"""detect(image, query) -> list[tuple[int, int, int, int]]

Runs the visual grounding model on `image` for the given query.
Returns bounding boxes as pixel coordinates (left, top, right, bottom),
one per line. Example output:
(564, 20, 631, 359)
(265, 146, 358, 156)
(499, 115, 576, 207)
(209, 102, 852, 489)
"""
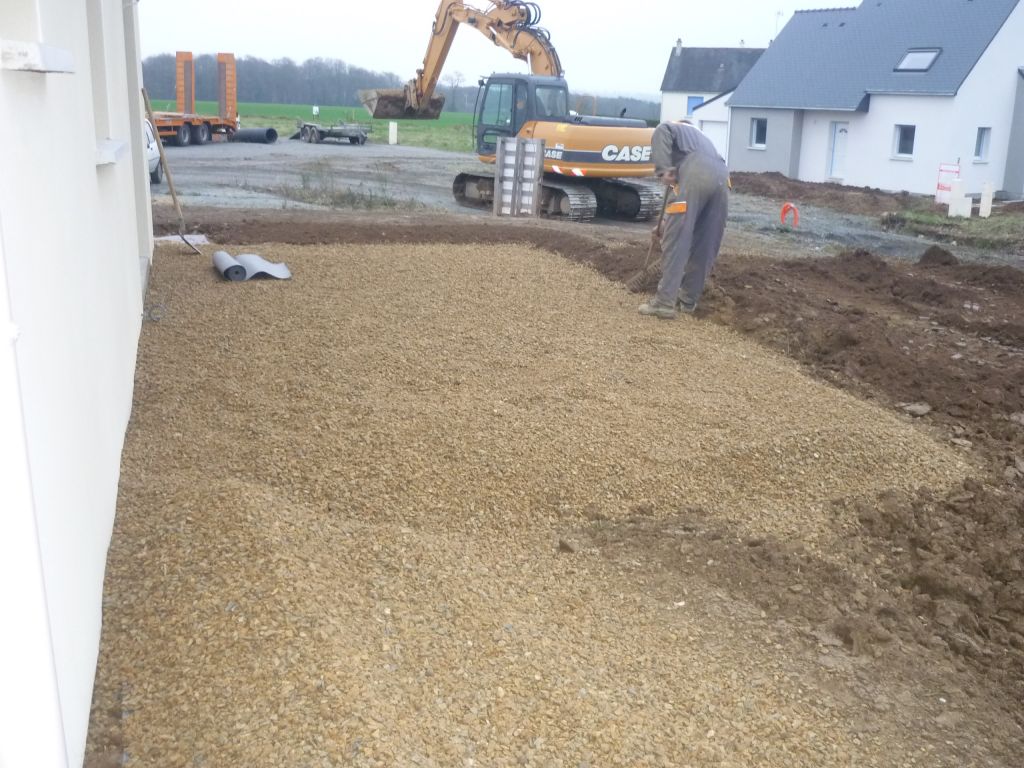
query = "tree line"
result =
(142, 54, 658, 121)
(142, 54, 403, 107)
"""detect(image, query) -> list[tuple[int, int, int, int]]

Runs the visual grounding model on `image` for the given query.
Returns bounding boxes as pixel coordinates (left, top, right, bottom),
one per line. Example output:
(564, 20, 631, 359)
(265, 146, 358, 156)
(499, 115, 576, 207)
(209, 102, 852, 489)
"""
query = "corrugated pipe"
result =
(229, 127, 278, 144)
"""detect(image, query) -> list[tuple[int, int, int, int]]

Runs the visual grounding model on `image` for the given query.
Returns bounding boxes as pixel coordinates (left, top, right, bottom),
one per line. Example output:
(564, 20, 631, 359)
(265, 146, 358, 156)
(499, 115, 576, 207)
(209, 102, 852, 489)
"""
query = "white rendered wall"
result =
(797, 110, 868, 184)
(948, 1, 1024, 194)
(661, 90, 717, 122)
(0, 0, 150, 765)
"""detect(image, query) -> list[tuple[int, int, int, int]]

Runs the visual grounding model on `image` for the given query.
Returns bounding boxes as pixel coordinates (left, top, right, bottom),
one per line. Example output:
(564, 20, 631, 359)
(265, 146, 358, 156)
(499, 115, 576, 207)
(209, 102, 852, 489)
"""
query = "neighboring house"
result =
(727, 0, 1024, 198)
(0, 1, 151, 766)
(659, 40, 764, 125)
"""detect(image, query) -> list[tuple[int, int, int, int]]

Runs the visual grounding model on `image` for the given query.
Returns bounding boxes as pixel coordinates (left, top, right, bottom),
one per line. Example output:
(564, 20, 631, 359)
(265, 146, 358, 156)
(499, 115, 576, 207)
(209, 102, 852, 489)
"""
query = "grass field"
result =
(150, 99, 477, 153)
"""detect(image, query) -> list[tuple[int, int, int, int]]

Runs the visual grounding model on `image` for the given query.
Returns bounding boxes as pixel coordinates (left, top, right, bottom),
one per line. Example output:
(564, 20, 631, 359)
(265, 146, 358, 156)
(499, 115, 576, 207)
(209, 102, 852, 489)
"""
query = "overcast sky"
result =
(139, 1, 834, 98)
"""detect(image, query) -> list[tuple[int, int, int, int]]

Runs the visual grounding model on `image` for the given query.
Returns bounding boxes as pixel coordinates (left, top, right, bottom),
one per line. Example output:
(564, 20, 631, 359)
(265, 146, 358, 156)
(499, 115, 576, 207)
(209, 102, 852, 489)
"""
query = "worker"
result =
(638, 120, 729, 319)
(312, 104, 320, 119)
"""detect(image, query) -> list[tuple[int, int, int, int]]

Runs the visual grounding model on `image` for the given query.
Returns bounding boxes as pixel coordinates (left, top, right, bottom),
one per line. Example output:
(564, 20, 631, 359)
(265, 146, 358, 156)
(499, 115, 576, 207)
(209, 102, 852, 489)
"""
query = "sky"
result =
(138, 1, 839, 98)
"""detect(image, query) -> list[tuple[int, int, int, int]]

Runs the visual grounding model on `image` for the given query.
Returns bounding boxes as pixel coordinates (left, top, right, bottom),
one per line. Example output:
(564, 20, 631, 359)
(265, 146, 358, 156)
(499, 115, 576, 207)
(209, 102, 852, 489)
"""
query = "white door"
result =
(699, 120, 729, 161)
(828, 121, 849, 179)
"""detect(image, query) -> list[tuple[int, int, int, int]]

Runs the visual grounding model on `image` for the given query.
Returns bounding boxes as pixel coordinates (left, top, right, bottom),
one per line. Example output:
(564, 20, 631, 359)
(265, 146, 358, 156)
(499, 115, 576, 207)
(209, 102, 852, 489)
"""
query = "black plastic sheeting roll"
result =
(229, 127, 278, 144)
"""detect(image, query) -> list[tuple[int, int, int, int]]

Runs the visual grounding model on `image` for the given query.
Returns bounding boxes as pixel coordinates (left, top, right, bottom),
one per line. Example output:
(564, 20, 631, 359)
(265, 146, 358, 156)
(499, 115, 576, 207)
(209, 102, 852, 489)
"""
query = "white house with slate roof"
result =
(660, 41, 764, 122)
(727, 0, 1024, 198)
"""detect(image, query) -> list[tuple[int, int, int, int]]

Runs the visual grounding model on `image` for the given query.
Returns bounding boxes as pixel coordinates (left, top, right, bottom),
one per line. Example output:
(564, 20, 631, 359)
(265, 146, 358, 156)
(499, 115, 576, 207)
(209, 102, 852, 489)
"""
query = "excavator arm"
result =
(360, 0, 562, 119)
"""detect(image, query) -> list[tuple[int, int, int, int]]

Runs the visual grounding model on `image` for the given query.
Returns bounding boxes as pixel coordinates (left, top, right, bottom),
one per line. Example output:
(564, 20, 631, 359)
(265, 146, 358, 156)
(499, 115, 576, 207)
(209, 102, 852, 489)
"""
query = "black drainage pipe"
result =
(229, 127, 278, 144)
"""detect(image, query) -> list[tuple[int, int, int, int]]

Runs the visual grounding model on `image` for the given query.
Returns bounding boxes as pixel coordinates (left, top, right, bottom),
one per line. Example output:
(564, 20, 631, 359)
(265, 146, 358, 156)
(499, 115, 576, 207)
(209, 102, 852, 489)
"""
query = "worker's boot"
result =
(677, 299, 697, 315)
(638, 298, 678, 320)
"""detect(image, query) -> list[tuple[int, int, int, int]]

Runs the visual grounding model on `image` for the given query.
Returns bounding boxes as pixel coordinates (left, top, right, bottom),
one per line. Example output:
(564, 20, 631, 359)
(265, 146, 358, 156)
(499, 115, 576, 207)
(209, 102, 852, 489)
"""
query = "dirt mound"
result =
(919, 245, 959, 267)
(729, 171, 934, 216)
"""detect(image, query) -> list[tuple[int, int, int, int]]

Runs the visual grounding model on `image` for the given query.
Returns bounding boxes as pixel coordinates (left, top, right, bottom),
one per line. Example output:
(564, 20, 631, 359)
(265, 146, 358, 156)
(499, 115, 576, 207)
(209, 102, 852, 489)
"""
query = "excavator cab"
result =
(473, 74, 568, 157)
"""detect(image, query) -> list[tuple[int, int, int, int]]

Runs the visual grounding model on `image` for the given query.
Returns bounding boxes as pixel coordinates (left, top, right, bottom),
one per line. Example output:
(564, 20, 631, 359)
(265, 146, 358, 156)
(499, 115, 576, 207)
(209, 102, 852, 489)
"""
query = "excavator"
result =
(359, 0, 661, 222)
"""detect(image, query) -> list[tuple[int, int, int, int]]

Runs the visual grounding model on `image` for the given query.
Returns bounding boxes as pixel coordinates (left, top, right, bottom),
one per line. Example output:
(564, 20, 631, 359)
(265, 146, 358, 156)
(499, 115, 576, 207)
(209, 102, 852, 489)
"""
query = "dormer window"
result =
(895, 49, 940, 72)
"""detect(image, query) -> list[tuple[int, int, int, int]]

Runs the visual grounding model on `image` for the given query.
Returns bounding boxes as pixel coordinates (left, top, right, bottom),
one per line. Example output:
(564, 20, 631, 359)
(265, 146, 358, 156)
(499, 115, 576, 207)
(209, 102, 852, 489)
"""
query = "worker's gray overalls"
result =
(652, 122, 729, 310)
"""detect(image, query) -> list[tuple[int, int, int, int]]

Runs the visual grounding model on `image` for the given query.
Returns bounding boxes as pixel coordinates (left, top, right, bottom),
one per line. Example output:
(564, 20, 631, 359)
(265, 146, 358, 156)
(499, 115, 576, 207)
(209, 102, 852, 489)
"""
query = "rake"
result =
(625, 185, 672, 292)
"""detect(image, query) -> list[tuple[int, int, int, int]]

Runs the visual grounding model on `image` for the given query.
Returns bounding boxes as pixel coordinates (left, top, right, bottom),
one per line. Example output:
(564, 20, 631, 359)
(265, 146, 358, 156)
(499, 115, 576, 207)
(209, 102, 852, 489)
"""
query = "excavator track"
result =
(540, 177, 598, 222)
(589, 178, 665, 221)
(453, 171, 598, 222)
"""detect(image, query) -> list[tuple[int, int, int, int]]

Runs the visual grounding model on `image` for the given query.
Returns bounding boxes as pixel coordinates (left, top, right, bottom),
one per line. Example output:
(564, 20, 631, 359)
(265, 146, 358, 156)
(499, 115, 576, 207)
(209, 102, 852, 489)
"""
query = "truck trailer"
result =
(153, 51, 239, 146)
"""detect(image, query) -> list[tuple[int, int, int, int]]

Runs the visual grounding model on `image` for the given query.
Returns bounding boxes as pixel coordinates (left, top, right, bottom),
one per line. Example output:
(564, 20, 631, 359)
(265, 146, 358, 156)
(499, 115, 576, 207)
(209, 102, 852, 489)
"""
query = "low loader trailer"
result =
(153, 52, 239, 146)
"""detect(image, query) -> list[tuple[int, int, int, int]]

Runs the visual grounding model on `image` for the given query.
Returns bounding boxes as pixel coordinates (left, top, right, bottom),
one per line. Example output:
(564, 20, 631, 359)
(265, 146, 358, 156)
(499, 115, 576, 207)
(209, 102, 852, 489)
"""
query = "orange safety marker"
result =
(781, 202, 800, 227)
(666, 201, 688, 214)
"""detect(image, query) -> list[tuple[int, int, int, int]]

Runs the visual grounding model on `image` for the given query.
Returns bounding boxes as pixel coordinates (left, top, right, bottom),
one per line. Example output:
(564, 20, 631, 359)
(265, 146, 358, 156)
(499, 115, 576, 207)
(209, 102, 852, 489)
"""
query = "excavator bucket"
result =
(358, 88, 446, 120)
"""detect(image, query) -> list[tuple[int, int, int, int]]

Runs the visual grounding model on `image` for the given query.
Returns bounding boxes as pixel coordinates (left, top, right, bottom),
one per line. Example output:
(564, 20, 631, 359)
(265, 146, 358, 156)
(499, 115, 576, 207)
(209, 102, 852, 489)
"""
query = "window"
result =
(480, 82, 513, 126)
(893, 124, 916, 158)
(895, 49, 940, 72)
(750, 117, 767, 148)
(687, 95, 705, 115)
(974, 127, 991, 162)
(534, 86, 567, 119)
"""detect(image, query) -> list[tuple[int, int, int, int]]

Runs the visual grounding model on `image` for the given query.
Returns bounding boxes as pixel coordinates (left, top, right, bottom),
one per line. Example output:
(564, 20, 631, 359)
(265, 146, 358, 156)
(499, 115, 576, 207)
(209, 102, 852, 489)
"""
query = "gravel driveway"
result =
(86, 241, 1023, 767)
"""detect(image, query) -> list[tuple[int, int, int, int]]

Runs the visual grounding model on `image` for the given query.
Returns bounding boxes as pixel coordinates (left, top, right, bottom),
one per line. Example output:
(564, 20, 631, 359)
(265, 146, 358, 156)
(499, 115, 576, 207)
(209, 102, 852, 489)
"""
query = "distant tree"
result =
(141, 53, 176, 100)
(141, 54, 402, 107)
(441, 71, 465, 108)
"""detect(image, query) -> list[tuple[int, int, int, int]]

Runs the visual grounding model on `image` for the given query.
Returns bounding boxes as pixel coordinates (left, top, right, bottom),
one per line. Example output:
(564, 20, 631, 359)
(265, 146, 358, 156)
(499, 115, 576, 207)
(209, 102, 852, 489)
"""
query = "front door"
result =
(476, 79, 527, 157)
(828, 121, 849, 180)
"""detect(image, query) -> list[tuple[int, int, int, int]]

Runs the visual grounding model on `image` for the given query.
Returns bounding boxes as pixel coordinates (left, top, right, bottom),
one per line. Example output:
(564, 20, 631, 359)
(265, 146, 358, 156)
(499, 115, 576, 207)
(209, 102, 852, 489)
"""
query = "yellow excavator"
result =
(359, 0, 660, 221)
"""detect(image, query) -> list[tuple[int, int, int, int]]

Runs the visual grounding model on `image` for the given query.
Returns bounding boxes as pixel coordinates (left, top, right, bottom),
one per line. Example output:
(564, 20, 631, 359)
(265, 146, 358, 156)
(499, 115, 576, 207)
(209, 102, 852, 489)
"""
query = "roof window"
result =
(895, 49, 940, 72)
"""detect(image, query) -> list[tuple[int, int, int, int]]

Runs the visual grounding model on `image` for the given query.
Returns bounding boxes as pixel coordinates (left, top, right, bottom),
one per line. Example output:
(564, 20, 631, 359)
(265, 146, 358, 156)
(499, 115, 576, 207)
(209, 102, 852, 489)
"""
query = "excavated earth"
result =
(86, 208, 1024, 766)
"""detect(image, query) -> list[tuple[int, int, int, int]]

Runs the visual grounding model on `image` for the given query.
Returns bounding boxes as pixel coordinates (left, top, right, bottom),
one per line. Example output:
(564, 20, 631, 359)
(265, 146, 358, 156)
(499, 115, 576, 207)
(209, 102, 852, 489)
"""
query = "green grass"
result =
(150, 99, 476, 152)
(881, 208, 1024, 253)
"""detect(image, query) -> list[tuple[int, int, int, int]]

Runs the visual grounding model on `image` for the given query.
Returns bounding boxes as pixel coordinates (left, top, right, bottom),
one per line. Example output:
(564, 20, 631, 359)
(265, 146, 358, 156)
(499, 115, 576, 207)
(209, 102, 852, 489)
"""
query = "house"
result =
(0, 1, 151, 766)
(660, 41, 765, 122)
(727, 0, 1024, 198)
(660, 42, 764, 161)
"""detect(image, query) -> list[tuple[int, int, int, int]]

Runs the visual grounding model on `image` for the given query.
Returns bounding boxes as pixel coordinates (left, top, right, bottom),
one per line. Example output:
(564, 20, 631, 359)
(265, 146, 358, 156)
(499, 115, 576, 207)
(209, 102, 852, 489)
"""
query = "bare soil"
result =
(94, 206, 1024, 765)
(729, 172, 939, 217)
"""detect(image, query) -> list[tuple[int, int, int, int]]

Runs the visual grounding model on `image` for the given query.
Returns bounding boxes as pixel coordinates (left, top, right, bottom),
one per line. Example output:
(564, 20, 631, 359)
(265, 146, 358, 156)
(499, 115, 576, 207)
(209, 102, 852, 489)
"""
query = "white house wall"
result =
(661, 90, 717, 122)
(0, 0, 150, 765)
(953, 0, 1024, 195)
(797, 87, 1016, 196)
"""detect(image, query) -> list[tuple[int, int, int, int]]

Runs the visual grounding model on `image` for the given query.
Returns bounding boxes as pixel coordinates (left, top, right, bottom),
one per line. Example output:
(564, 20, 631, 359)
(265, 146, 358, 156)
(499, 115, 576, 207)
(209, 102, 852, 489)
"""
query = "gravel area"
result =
(88, 241, 1010, 766)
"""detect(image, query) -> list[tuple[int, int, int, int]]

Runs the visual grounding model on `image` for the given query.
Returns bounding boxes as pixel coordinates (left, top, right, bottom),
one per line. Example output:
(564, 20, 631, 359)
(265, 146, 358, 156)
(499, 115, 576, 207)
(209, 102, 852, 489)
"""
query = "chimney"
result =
(674, 38, 683, 56)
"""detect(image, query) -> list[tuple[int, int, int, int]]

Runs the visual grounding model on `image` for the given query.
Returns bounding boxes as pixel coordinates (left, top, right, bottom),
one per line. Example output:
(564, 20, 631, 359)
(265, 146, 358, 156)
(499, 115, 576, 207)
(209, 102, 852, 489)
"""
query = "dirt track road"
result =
(159, 139, 1011, 264)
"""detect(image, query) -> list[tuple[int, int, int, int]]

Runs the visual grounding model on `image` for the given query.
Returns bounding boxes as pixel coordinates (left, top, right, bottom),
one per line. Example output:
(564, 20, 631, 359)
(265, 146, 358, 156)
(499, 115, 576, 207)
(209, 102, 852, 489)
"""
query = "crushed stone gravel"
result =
(87, 242, 978, 766)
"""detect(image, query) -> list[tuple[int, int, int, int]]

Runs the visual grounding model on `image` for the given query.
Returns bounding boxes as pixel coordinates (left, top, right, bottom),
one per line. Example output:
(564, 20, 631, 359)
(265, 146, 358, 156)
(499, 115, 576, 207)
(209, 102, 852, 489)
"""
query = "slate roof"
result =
(660, 47, 765, 94)
(729, 0, 1021, 111)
